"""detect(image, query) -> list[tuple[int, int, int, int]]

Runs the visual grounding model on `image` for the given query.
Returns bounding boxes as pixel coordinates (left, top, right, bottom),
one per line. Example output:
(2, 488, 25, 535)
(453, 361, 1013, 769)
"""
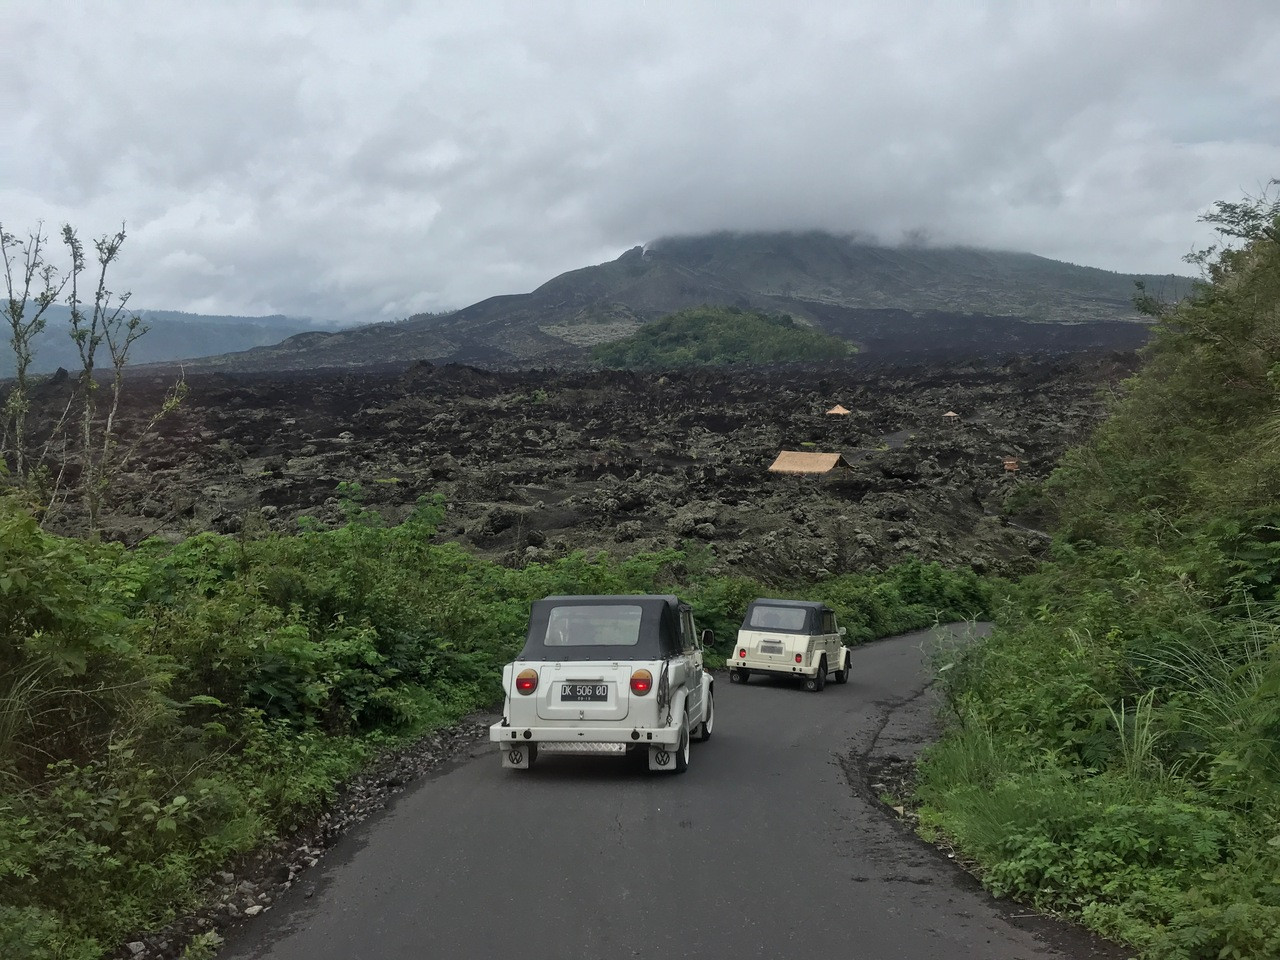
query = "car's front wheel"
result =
(835, 654, 850, 684)
(694, 691, 714, 742)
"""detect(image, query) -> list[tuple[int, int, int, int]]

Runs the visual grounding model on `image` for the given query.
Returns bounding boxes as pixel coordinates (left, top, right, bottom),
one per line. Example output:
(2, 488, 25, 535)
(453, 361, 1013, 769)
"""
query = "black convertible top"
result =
(747, 598, 831, 611)
(518, 595, 686, 661)
(741, 598, 833, 634)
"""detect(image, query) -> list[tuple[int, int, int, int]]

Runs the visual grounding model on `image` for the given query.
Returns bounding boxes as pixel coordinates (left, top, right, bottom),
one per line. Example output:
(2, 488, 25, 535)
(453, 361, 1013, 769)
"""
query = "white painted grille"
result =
(539, 741, 628, 754)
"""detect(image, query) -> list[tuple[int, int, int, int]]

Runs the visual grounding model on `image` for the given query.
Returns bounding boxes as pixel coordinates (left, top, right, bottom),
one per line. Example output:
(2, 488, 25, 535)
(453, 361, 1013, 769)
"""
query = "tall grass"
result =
(0, 660, 53, 784)
(1103, 690, 1169, 795)
(1131, 610, 1280, 797)
(919, 600, 1280, 958)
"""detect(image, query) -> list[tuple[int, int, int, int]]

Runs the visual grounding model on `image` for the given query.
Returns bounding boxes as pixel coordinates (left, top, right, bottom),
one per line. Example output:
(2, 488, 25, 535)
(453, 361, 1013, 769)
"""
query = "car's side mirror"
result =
(701, 628, 714, 647)
(838, 626, 847, 637)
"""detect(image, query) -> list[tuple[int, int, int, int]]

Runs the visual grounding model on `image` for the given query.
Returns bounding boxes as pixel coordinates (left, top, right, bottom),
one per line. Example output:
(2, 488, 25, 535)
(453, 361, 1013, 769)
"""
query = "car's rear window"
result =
(544, 604, 644, 646)
(748, 606, 809, 631)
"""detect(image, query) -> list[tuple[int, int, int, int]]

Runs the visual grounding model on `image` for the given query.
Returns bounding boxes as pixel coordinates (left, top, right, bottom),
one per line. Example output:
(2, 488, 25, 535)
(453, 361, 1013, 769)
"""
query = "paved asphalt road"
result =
(221, 625, 1123, 960)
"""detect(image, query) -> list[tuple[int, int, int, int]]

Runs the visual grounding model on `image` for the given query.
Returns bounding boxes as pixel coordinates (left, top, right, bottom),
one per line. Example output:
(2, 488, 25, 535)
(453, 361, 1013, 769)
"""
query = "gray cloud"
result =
(2, 0, 1277, 323)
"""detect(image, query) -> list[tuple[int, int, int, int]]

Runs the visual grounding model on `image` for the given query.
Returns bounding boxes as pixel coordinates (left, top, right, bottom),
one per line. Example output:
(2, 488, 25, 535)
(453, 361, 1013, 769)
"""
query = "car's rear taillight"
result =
(515, 668, 538, 694)
(738, 648, 746, 658)
(794, 653, 803, 663)
(630, 669, 653, 695)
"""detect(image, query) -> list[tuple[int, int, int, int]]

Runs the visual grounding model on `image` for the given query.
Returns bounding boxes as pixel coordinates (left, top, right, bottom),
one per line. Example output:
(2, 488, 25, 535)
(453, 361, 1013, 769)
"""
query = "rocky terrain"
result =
(61, 352, 1136, 580)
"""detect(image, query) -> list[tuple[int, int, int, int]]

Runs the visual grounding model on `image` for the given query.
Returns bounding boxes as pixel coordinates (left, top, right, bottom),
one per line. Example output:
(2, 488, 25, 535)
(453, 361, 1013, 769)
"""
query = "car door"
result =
(679, 606, 703, 726)
(821, 609, 838, 668)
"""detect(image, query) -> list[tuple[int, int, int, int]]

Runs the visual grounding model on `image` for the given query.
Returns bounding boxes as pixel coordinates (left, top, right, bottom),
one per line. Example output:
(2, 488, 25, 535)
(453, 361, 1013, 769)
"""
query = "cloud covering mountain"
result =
(3, 2, 1276, 323)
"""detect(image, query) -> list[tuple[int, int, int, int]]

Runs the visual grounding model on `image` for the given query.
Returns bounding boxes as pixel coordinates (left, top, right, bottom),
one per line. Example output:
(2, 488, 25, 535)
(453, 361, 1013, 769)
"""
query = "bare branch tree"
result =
(62, 223, 146, 532)
(1, 223, 69, 482)
(3, 219, 183, 532)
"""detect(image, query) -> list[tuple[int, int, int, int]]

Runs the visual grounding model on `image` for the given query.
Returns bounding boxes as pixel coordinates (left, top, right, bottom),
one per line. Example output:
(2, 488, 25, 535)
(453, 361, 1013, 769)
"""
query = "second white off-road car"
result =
(728, 598, 851, 692)
(490, 594, 714, 773)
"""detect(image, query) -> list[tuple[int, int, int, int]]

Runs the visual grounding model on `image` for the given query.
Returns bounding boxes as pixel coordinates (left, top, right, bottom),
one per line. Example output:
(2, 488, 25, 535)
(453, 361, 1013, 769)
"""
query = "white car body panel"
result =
(733, 627, 848, 678)
(488, 595, 714, 773)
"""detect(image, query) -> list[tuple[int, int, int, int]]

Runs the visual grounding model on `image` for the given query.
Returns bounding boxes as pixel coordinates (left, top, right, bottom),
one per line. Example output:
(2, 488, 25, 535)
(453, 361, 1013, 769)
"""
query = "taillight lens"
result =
(630, 669, 653, 695)
(738, 648, 746, 658)
(794, 654, 803, 663)
(515, 668, 538, 694)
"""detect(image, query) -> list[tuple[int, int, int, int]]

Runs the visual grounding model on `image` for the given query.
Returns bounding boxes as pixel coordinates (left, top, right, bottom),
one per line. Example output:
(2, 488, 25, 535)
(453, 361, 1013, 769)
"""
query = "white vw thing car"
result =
(728, 598, 850, 692)
(490, 595, 714, 773)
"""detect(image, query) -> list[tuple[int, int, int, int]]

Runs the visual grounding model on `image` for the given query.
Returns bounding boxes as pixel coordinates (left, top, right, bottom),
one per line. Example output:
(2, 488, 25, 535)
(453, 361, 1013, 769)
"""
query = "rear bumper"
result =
(730, 658, 817, 678)
(489, 722, 680, 749)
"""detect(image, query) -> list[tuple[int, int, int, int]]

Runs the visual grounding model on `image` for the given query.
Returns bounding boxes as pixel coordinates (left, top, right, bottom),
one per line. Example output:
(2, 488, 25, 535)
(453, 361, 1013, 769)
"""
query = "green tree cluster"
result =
(591, 305, 854, 369)
(918, 184, 1280, 959)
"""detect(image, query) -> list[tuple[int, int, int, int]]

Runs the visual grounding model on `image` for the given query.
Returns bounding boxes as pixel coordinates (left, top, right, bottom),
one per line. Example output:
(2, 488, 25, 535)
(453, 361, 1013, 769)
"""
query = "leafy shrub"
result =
(592, 305, 854, 368)
(918, 186, 1280, 958)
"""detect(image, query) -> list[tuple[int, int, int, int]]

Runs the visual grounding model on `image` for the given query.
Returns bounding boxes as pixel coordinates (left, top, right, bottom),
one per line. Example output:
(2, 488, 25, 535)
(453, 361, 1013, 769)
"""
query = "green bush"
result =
(592, 305, 854, 368)
(918, 186, 1280, 958)
(815, 559, 992, 643)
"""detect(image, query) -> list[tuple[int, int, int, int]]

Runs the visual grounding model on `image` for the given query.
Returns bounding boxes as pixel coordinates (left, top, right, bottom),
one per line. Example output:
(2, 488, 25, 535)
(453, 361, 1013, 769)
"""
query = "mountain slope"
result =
(2, 306, 335, 376)
(170, 232, 1193, 371)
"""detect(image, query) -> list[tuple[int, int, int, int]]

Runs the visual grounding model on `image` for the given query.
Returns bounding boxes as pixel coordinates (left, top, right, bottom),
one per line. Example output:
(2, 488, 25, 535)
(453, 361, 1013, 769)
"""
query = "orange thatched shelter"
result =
(943, 410, 960, 421)
(1003, 458, 1021, 472)
(825, 404, 851, 416)
(767, 451, 853, 475)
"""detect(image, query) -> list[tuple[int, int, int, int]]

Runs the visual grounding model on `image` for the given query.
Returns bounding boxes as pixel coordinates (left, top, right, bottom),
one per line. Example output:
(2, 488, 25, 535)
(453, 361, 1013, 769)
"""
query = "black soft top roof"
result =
(518, 595, 685, 661)
(741, 598, 833, 633)
(748, 598, 832, 611)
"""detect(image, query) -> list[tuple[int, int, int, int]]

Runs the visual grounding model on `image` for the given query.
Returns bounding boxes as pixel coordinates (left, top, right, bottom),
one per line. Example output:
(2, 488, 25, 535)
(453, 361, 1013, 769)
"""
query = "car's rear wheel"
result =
(674, 718, 690, 773)
(694, 691, 714, 742)
(805, 661, 827, 693)
(737, 668, 751, 684)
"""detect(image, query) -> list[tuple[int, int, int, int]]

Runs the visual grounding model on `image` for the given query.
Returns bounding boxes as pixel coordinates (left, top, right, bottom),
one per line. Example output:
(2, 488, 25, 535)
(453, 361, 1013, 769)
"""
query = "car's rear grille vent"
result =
(539, 742, 627, 754)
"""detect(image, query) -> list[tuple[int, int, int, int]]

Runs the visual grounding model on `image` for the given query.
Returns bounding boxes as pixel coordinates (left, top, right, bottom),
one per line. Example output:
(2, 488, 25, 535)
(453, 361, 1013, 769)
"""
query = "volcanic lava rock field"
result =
(92, 354, 1134, 580)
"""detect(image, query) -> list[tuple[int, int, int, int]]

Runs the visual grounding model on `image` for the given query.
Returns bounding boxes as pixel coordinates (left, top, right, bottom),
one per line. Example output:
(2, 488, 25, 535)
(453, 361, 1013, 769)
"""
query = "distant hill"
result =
(1, 306, 337, 377)
(156, 232, 1196, 372)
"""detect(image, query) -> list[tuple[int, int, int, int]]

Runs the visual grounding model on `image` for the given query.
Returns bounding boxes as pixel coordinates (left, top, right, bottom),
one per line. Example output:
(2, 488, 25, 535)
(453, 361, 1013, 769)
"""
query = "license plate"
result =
(760, 643, 784, 655)
(561, 683, 608, 702)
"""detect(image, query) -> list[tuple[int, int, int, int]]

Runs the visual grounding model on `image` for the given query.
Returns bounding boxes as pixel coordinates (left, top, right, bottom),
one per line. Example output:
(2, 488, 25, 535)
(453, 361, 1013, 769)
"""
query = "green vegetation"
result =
(0, 483, 985, 959)
(591, 305, 853, 368)
(918, 184, 1280, 959)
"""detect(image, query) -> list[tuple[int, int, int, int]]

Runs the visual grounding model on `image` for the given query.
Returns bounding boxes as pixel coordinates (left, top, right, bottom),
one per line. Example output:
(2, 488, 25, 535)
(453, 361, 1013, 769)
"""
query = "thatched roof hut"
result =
(767, 451, 853, 475)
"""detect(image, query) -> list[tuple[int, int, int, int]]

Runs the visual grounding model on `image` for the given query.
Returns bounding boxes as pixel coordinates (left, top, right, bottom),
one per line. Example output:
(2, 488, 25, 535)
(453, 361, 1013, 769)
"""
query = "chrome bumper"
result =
(489, 721, 680, 748)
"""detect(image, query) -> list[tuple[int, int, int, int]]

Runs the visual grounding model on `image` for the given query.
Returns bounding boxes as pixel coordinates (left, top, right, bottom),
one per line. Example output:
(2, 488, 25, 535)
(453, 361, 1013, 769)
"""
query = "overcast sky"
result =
(2, 1, 1277, 324)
